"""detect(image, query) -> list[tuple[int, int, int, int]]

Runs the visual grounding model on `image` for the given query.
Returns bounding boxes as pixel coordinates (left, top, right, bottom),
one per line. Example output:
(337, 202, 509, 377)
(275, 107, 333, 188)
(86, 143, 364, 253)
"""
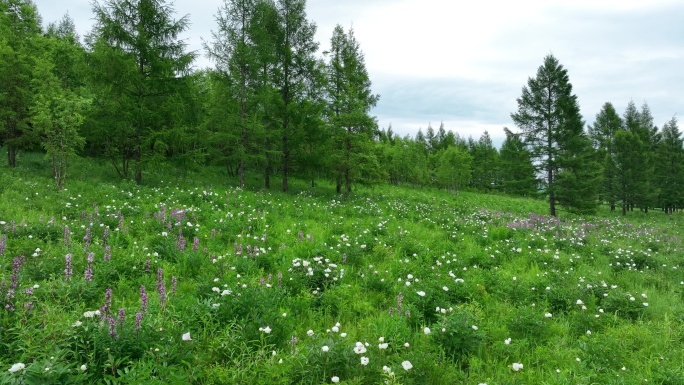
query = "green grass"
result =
(1, 151, 683, 384)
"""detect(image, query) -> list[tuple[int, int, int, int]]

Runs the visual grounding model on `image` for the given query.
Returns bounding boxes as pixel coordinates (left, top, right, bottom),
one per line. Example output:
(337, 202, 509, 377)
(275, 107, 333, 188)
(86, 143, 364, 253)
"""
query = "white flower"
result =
(471, 325, 478, 330)
(586, 330, 592, 335)
(544, 313, 553, 318)
(322, 346, 329, 352)
(378, 343, 388, 349)
(331, 376, 340, 383)
(353, 342, 367, 354)
(182, 332, 192, 341)
(307, 330, 314, 337)
(260, 326, 271, 334)
(80, 364, 87, 371)
(416, 291, 426, 297)
(401, 360, 413, 370)
(340, 332, 347, 337)
(72, 320, 83, 327)
(8, 363, 25, 373)
(504, 338, 512, 345)
(282, 312, 287, 317)
(360, 356, 369, 366)
(443, 286, 449, 291)
(331, 326, 339, 333)
(404, 342, 410, 347)
(83, 310, 100, 318)
(423, 327, 431, 335)
(512, 362, 524, 371)
(643, 302, 649, 307)
(576, 299, 584, 305)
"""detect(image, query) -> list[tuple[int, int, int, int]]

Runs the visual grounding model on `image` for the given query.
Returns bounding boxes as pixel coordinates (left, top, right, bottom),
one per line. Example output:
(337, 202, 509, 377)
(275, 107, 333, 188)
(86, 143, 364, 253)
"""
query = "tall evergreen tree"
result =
(326, 25, 379, 200)
(511, 54, 598, 216)
(206, 0, 261, 187)
(0, 0, 42, 167)
(622, 100, 657, 211)
(588, 102, 623, 211)
(498, 127, 537, 196)
(272, 0, 318, 192)
(655, 117, 683, 213)
(470, 130, 499, 191)
(88, 0, 194, 184)
(614, 129, 648, 215)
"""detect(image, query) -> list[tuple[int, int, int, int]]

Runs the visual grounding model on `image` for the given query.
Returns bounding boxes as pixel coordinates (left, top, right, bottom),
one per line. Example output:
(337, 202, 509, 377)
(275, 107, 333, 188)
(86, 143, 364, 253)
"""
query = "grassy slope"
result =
(1, 151, 683, 384)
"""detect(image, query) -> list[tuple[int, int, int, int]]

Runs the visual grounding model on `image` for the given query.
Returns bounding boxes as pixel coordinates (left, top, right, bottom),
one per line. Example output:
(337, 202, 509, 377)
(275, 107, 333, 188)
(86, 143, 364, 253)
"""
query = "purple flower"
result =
(104, 245, 111, 262)
(140, 285, 148, 314)
(84, 252, 94, 282)
(117, 308, 125, 327)
(64, 225, 70, 245)
(134, 312, 143, 333)
(100, 288, 113, 318)
(64, 254, 73, 282)
(171, 276, 177, 296)
(157, 269, 166, 306)
(193, 237, 199, 251)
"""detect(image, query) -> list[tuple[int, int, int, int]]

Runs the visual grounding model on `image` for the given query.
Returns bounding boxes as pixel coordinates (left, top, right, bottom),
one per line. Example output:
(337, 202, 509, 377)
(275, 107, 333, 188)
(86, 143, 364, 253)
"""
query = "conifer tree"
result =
(511, 55, 598, 215)
(655, 117, 683, 213)
(88, 0, 194, 184)
(0, 0, 42, 167)
(588, 102, 623, 211)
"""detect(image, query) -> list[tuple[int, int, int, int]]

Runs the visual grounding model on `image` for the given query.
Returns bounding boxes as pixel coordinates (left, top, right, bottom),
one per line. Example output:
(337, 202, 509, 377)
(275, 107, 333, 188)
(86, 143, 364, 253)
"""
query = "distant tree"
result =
(614, 130, 648, 215)
(511, 54, 598, 216)
(588, 102, 623, 211)
(498, 127, 537, 196)
(272, 0, 319, 192)
(325, 25, 379, 200)
(0, 0, 42, 167)
(622, 100, 659, 212)
(88, 0, 195, 184)
(436, 122, 447, 151)
(437, 145, 472, 194)
(206, 0, 262, 187)
(470, 130, 499, 191)
(655, 117, 683, 213)
(426, 123, 437, 153)
(30, 55, 90, 189)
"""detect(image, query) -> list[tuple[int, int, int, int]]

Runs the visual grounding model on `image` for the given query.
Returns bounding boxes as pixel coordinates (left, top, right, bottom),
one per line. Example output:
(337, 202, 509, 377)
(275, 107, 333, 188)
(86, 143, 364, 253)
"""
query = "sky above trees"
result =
(31, 0, 683, 145)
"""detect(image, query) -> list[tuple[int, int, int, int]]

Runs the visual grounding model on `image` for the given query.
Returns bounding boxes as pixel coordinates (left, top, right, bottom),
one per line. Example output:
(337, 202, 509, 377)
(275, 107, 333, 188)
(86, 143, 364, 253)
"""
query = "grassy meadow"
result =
(1, 152, 684, 384)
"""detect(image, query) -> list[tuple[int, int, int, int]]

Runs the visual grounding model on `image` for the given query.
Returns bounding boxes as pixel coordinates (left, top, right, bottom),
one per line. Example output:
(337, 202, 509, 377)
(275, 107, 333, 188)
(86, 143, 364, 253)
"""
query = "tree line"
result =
(1, 1, 682, 215)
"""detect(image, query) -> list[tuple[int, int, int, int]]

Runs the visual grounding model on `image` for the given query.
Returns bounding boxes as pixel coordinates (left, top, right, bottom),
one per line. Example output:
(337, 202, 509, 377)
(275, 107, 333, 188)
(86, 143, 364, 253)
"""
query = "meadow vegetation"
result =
(1, 151, 683, 384)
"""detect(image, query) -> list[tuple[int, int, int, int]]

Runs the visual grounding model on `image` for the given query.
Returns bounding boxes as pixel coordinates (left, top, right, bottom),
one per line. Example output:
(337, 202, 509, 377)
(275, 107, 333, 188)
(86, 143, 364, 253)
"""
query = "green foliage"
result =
(436, 146, 472, 193)
(511, 54, 598, 216)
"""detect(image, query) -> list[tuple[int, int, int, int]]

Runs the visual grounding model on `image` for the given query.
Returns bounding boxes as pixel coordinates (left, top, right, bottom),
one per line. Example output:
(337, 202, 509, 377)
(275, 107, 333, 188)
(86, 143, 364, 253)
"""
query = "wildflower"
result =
(401, 360, 413, 370)
(643, 302, 649, 307)
(322, 346, 329, 352)
(331, 376, 340, 383)
(512, 362, 524, 371)
(378, 342, 388, 349)
(576, 299, 584, 305)
(353, 342, 367, 354)
(360, 356, 369, 365)
(544, 313, 553, 318)
(80, 364, 87, 371)
(331, 326, 339, 333)
(259, 326, 272, 334)
(424, 327, 431, 335)
(416, 290, 426, 297)
(340, 332, 347, 337)
(307, 330, 314, 337)
(472, 325, 478, 330)
(8, 363, 25, 373)
(182, 332, 192, 341)
(72, 320, 83, 327)
(404, 342, 410, 347)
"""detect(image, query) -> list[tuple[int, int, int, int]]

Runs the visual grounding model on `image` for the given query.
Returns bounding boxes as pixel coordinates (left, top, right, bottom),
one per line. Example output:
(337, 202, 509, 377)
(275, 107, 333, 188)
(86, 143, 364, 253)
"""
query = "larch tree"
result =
(206, 0, 261, 188)
(0, 0, 42, 167)
(498, 127, 537, 197)
(511, 54, 598, 216)
(88, 0, 194, 184)
(588, 102, 623, 211)
(272, 0, 318, 192)
(326, 25, 379, 200)
(655, 117, 683, 213)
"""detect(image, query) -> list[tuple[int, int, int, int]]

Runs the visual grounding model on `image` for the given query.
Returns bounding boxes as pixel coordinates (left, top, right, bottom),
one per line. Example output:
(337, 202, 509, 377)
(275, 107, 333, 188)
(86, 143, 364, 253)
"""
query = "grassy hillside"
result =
(1, 152, 684, 384)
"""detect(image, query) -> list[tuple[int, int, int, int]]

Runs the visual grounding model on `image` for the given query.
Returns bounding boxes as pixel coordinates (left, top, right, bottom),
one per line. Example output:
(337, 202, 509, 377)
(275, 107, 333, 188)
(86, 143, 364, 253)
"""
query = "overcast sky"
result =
(32, 0, 683, 146)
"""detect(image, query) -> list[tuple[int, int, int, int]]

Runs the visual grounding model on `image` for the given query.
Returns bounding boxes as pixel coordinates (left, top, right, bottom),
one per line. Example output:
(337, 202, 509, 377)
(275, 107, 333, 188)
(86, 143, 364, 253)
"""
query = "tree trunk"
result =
(7, 146, 17, 168)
